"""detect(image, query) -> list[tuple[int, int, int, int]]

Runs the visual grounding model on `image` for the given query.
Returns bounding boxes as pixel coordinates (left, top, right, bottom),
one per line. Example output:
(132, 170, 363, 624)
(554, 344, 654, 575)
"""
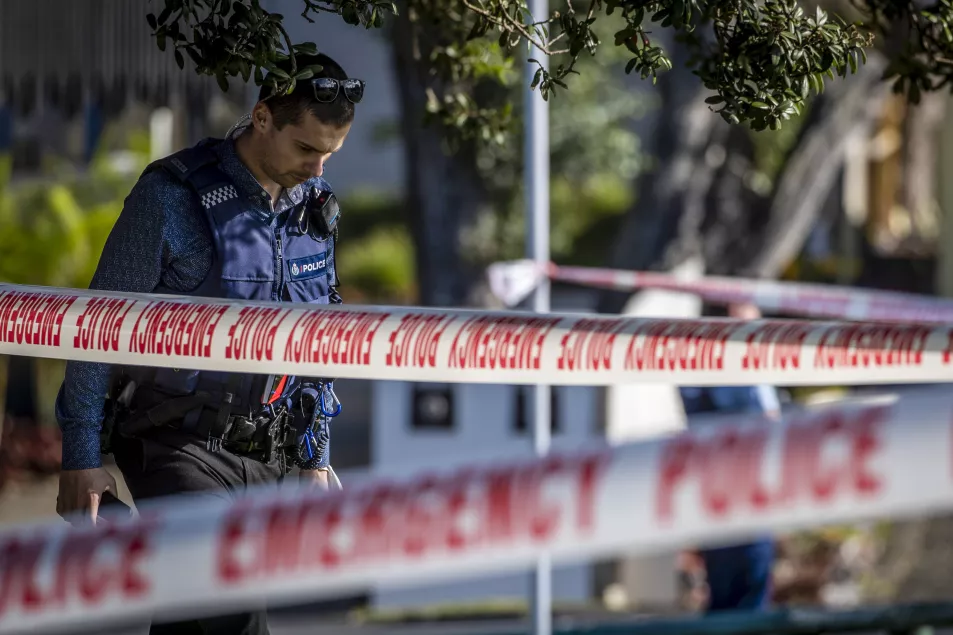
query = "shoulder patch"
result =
(170, 157, 188, 174)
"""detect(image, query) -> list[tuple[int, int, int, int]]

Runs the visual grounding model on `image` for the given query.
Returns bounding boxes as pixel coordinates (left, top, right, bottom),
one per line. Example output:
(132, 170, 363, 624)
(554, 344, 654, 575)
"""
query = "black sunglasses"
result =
(311, 78, 365, 104)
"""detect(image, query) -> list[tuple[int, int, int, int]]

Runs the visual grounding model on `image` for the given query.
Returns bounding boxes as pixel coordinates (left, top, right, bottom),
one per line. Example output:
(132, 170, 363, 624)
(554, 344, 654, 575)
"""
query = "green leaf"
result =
(705, 95, 725, 104)
(216, 69, 229, 92)
(467, 18, 488, 40)
(174, 49, 185, 69)
(147, 13, 158, 30)
(186, 46, 203, 67)
(293, 42, 319, 55)
(751, 101, 770, 109)
(342, 4, 360, 25)
(570, 35, 585, 57)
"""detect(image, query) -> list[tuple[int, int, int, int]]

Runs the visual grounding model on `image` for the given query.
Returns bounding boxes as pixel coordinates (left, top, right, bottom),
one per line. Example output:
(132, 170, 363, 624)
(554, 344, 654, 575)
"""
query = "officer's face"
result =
(256, 106, 351, 188)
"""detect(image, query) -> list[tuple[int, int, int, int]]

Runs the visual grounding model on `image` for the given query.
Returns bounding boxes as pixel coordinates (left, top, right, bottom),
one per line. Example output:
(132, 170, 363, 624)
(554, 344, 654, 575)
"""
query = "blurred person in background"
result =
(54, 53, 362, 635)
(680, 302, 781, 614)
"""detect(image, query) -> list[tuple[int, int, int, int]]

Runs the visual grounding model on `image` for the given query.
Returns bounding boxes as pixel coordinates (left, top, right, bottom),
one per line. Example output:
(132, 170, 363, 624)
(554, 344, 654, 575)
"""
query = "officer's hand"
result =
(57, 467, 118, 526)
(299, 468, 329, 490)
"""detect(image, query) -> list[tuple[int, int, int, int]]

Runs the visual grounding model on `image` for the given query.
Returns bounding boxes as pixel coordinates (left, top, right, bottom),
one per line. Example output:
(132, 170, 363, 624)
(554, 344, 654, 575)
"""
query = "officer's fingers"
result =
(88, 491, 101, 526)
(57, 478, 81, 521)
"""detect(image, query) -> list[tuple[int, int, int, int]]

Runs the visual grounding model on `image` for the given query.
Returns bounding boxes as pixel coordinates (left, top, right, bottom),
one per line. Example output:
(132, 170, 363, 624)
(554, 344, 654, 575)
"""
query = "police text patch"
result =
(288, 253, 328, 281)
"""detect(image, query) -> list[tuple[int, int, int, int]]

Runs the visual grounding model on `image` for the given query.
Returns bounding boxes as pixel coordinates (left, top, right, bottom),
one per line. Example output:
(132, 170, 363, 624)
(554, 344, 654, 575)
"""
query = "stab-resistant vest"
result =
(118, 138, 337, 428)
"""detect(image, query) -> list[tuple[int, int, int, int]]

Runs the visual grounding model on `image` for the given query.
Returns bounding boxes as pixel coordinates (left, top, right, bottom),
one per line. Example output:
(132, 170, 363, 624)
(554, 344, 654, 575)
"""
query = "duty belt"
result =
(114, 387, 296, 464)
(195, 407, 293, 463)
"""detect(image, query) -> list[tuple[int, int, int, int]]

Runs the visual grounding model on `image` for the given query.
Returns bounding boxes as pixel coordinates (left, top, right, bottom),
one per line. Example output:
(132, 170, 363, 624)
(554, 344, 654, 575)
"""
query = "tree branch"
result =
(460, 0, 557, 54)
(741, 53, 891, 279)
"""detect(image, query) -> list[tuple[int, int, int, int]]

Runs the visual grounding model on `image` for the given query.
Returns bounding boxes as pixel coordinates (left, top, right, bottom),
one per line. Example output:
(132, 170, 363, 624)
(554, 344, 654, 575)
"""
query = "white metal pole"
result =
(525, 0, 551, 631)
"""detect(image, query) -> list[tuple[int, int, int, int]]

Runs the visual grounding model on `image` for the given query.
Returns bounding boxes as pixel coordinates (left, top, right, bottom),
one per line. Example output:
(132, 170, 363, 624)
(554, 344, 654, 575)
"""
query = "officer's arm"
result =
(55, 171, 195, 470)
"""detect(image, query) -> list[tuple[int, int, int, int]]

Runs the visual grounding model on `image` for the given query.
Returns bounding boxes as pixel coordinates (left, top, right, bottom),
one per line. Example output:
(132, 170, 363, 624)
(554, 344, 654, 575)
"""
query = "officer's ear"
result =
(251, 102, 272, 133)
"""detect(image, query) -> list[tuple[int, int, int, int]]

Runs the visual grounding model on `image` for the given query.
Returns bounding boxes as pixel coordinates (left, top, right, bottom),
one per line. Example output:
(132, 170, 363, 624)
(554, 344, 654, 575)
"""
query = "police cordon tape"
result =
(2, 283, 953, 387)
(1, 386, 952, 634)
(487, 259, 953, 324)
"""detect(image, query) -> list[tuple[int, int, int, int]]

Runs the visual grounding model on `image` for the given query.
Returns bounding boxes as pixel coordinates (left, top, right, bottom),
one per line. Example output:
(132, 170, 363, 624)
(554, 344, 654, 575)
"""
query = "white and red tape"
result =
(1, 387, 952, 633)
(2, 283, 953, 387)
(487, 259, 953, 324)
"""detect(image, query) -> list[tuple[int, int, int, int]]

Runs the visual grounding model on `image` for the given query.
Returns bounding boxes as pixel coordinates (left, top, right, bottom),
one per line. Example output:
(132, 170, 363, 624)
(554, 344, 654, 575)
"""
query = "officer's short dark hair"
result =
(258, 53, 354, 129)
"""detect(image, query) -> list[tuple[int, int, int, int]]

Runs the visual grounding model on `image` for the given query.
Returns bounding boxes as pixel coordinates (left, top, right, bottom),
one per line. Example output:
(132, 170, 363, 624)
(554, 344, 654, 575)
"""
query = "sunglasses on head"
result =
(311, 78, 365, 104)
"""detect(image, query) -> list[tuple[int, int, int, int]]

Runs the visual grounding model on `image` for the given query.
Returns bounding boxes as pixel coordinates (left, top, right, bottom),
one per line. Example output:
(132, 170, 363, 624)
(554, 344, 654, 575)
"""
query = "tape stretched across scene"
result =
(1, 283, 953, 386)
(486, 259, 953, 324)
(1, 387, 952, 633)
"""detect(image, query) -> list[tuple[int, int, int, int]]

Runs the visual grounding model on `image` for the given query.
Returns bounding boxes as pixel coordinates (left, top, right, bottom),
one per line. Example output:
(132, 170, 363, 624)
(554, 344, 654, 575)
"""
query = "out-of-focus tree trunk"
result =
(389, 4, 493, 307)
(738, 54, 890, 278)
(598, 48, 890, 315)
(597, 42, 725, 314)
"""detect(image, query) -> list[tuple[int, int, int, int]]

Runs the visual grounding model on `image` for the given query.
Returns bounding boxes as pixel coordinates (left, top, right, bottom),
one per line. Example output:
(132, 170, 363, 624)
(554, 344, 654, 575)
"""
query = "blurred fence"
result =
(466, 602, 953, 635)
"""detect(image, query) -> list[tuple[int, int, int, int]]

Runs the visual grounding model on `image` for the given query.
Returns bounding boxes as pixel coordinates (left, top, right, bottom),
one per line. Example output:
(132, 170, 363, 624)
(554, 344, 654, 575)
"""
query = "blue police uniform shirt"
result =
(680, 385, 780, 418)
(55, 123, 341, 471)
(679, 384, 779, 612)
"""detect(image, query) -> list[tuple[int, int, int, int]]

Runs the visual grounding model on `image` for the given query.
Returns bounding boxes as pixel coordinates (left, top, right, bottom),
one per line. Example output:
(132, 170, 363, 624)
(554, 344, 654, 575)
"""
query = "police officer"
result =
(680, 302, 781, 614)
(53, 53, 362, 634)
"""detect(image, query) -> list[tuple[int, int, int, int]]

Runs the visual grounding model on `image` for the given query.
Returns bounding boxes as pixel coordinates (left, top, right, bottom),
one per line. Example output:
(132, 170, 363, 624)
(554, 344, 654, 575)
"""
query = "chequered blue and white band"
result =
(201, 185, 238, 209)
